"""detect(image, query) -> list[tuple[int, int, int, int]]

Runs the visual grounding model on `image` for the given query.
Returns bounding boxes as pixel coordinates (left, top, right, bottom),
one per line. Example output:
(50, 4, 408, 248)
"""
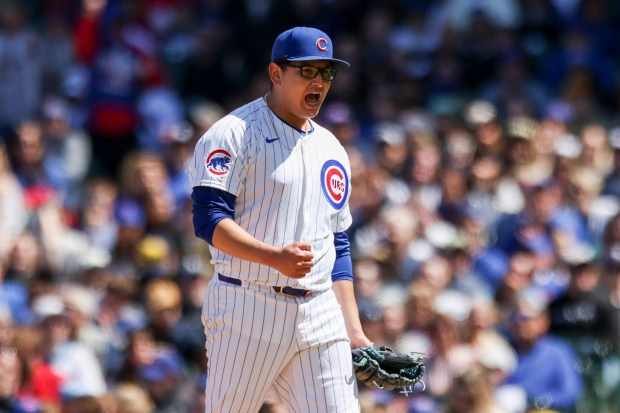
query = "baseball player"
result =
(188, 27, 372, 412)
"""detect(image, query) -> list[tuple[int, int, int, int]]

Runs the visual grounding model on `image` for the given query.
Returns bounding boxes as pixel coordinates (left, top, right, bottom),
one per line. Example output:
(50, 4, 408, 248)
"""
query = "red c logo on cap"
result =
(316, 38, 328, 52)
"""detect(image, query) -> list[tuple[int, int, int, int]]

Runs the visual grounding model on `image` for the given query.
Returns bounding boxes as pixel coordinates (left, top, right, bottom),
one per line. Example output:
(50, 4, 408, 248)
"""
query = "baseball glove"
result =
(352, 344, 425, 395)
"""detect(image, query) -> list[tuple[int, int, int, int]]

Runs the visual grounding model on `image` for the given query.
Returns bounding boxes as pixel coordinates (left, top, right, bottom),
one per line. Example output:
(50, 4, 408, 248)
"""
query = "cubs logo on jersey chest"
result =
(321, 160, 348, 210)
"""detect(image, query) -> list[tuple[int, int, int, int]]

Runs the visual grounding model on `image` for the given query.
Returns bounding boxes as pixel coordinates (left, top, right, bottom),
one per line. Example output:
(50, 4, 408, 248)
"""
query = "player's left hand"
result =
(352, 344, 425, 395)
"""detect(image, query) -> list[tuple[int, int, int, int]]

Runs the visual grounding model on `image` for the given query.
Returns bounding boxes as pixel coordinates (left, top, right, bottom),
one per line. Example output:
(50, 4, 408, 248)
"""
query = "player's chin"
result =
(303, 108, 322, 119)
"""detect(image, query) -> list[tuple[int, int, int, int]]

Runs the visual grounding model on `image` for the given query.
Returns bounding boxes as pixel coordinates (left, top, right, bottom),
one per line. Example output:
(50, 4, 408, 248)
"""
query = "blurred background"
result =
(1, 0, 620, 412)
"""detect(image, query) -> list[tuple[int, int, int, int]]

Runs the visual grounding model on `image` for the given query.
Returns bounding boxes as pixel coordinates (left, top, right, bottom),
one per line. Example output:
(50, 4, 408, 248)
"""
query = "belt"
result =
(218, 273, 313, 297)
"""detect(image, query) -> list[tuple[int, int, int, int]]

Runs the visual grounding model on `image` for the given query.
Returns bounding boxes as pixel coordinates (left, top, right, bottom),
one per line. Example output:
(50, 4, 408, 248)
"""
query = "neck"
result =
(264, 91, 310, 132)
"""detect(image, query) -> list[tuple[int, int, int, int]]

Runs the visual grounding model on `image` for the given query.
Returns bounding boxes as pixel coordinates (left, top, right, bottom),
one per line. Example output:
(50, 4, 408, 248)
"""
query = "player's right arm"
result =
(212, 217, 314, 278)
(188, 109, 314, 278)
(191, 186, 314, 279)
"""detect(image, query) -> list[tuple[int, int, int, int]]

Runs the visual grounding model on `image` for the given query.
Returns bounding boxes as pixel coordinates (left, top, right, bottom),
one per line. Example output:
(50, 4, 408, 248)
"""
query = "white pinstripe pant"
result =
(202, 279, 360, 413)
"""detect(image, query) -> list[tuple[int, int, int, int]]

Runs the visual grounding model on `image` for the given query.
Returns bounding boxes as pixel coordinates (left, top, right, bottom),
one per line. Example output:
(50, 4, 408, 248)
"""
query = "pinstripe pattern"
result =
(188, 97, 352, 291)
(190, 96, 359, 412)
(202, 280, 359, 413)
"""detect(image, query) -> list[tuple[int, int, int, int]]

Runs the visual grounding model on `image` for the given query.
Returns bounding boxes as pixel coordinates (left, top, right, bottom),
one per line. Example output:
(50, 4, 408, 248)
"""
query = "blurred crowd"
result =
(1, 0, 620, 412)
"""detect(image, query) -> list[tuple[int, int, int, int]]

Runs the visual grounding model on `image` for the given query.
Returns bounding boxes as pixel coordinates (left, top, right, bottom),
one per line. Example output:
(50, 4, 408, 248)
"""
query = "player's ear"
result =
(269, 63, 282, 85)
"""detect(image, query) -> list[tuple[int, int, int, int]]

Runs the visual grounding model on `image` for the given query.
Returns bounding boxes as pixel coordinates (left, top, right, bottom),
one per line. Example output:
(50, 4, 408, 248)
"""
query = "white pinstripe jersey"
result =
(188, 97, 353, 291)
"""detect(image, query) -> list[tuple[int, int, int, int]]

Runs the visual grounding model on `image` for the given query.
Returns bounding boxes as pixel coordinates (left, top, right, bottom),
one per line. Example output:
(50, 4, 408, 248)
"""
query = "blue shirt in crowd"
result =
(507, 336, 583, 410)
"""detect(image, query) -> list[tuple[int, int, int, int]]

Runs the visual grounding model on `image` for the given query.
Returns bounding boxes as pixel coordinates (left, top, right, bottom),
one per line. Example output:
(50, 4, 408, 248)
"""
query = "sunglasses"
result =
(282, 63, 337, 81)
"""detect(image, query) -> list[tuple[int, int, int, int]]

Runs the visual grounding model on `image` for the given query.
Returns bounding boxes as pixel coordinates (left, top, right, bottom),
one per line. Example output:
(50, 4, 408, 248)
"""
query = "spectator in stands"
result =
(505, 287, 583, 411)
(12, 325, 63, 410)
(159, 121, 195, 212)
(0, 245, 33, 326)
(172, 261, 209, 366)
(34, 292, 107, 400)
(3, 231, 45, 295)
(59, 283, 112, 373)
(7, 121, 52, 193)
(549, 247, 611, 344)
(115, 328, 158, 384)
(143, 279, 183, 348)
(438, 366, 509, 413)
(425, 312, 476, 401)
(40, 95, 92, 210)
(603, 128, 620, 198)
(600, 251, 620, 411)
(138, 350, 186, 412)
(0, 341, 43, 413)
(0, 141, 27, 264)
(463, 100, 505, 159)
(0, 1, 42, 133)
(549, 248, 618, 412)
(80, 177, 120, 253)
(113, 382, 155, 413)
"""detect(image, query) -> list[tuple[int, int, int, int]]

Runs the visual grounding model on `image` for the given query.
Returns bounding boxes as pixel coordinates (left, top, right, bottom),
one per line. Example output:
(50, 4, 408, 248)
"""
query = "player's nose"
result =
(310, 74, 327, 86)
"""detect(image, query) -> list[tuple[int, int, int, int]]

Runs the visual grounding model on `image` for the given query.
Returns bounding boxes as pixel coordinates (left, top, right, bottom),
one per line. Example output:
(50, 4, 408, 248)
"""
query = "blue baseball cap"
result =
(271, 27, 350, 69)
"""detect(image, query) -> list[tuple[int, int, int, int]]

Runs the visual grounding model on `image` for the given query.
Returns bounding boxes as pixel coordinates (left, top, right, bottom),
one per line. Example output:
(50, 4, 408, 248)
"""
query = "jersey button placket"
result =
(300, 139, 312, 241)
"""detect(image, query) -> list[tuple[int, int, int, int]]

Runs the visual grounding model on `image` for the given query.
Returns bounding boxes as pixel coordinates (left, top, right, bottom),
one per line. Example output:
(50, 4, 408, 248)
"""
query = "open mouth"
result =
(305, 93, 321, 106)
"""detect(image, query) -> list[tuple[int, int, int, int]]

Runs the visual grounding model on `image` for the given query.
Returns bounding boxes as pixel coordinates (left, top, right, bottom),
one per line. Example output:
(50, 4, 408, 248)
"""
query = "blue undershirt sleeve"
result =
(191, 186, 236, 246)
(332, 232, 353, 282)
